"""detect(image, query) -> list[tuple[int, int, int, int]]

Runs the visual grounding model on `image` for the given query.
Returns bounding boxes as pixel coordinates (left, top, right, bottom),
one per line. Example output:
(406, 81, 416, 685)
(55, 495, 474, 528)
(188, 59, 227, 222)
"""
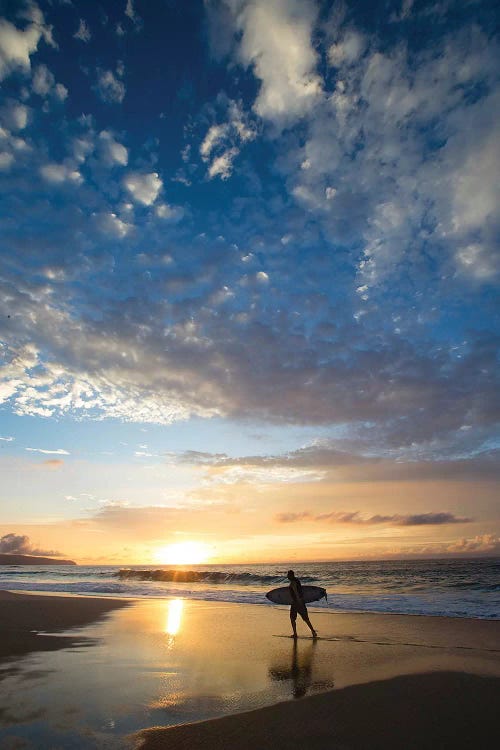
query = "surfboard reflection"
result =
(269, 639, 320, 699)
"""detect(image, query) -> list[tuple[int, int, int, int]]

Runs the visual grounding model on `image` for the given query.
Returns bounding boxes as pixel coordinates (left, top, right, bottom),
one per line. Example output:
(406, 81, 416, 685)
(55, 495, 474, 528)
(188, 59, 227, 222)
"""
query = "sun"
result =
(154, 541, 211, 566)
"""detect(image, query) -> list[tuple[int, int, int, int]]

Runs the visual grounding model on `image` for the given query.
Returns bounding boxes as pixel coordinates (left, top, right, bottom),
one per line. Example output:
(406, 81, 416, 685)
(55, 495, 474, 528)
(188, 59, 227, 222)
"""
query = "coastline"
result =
(0, 591, 498, 750)
(135, 671, 499, 750)
(0, 589, 130, 661)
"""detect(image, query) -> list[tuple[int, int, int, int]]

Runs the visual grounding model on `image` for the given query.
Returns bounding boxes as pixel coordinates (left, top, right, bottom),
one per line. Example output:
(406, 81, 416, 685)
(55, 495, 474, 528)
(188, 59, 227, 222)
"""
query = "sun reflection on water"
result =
(165, 599, 184, 639)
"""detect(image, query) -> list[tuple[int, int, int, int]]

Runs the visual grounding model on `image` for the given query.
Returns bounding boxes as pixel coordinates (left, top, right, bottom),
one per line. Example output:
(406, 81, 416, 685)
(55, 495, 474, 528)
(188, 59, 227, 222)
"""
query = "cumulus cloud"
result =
(123, 171, 162, 205)
(0, 3, 54, 81)
(39, 162, 82, 184)
(94, 211, 132, 238)
(155, 203, 184, 222)
(32, 64, 67, 100)
(226, 0, 322, 124)
(1, 100, 29, 130)
(98, 130, 128, 166)
(95, 68, 126, 104)
(0, 533, 62, 557)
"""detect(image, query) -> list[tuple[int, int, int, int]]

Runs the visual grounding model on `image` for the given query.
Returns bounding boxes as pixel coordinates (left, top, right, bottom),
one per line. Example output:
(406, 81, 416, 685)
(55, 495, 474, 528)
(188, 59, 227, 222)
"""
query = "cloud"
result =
(199, 98, 257, 180)
(0, 2, 54, 82)
(0, 532, 62, 557)
(0, 100, 28, 130)
(32, 64, 67, 100)
(207, 147, 240, 180)
(228, 0, 322, 124)
(25, 447, 70, 455)
(39, 162, 82, 184)
(0, 436, 14, 441)
(74, 19, 91, 43)
(98, 130, 128, 166)
(95, 68, 126, 104)
(446, 534, 500, 555)
(93, 211, 133, 238)
(275, 510, 473, 525)
(155, 203, 184, 222)
(123, 171, 162, 205)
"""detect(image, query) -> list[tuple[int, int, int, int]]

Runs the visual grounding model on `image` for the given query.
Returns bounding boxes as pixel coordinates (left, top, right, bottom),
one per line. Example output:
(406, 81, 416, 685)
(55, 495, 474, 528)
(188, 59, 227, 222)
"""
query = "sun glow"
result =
(154, 541, 211, 565)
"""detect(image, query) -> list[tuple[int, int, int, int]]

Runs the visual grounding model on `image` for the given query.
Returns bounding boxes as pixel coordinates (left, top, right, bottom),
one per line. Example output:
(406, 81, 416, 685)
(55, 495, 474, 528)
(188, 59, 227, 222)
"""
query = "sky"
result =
(0, 0, 498, 565)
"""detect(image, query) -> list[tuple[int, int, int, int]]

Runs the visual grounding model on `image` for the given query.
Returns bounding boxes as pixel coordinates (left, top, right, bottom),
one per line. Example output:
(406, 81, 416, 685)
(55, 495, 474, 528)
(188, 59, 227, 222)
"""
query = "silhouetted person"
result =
(287, 569, 317, 638)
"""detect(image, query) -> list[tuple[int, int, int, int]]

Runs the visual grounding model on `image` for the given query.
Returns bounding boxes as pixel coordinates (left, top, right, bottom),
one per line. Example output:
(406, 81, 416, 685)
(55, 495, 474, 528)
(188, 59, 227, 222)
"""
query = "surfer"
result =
(287, 570, 317, 639)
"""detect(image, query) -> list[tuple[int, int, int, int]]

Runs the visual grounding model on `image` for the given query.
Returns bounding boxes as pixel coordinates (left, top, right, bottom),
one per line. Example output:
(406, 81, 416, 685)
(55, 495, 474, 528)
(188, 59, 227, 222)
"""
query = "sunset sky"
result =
(0, 0, 498, 565)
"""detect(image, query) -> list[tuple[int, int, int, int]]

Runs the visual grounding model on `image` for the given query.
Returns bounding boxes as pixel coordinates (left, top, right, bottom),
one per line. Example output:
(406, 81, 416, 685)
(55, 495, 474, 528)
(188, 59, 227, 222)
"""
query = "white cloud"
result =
(74, 19, 91, 43)
(200, 99, 256, 180)
(233, 0, 322, 123)
(0, 436, 14, 441)
(32, 64, 68, 100)
(1, 101, 28, 130)
(155, 203, 184, 222)
(200, 123, 229, 159)
(94, 212, 132, 239)
(39, 163, 82, 184)
(0, 4, 53, 82)
(32, 63, 54, 95)
(95, 69, 126, 104)
(328, 30, 366, 66)
(25, 447, 70, 455)
(207, 147, 239, 180)
(123, 171, 162, 205)
(98, 130, 128, 166)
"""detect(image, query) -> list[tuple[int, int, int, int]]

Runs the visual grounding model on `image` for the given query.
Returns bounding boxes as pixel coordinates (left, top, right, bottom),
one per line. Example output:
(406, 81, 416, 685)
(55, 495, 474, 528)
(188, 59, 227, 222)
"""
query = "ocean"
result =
(1, 558, 498, 620)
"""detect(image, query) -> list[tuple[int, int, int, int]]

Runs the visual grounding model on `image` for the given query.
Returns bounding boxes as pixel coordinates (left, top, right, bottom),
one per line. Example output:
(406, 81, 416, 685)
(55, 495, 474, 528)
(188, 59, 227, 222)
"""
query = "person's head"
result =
(287, 570, 295, 580)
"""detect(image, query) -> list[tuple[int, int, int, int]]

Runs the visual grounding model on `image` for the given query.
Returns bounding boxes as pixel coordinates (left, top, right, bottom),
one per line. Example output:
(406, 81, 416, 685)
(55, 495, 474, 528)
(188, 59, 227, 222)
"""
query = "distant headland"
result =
(0, 554, 76, 566)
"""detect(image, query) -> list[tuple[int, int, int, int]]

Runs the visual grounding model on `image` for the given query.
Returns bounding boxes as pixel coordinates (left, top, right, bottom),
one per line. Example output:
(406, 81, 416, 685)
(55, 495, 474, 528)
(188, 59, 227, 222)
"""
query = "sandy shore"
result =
(0, 592, 498, 750)
(0, 589, 129, 661)
(136, 671, 499, 750)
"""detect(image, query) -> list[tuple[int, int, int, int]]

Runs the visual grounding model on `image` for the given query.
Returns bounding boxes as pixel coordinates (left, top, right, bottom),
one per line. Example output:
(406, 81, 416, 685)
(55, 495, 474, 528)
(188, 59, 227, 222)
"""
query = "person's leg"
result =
(300, 608, 317, 638)
(290, 606, 298, 638)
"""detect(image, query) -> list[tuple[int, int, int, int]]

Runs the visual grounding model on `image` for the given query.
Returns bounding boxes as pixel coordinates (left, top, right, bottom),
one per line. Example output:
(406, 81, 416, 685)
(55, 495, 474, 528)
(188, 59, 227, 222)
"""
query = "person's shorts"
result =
(290, 601, 308, 620)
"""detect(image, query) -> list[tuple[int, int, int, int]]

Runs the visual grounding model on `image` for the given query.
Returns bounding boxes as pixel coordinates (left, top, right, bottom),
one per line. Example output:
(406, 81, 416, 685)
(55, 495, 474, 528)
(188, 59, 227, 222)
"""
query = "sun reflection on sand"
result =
(165, 599, 184, 641)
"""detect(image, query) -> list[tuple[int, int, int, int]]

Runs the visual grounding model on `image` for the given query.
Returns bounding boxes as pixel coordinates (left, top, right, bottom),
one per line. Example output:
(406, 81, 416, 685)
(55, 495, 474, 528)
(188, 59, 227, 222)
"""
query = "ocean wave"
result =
(115, 568, 297, 584)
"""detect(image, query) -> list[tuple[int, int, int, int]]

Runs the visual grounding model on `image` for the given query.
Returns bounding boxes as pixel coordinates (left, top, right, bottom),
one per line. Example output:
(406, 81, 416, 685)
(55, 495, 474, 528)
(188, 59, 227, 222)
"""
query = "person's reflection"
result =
(269, 638, 317, 698)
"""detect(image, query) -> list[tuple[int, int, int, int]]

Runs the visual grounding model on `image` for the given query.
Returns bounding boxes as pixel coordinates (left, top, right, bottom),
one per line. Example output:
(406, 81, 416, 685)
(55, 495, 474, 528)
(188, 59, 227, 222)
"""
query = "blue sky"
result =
(0, 0, 498, 562)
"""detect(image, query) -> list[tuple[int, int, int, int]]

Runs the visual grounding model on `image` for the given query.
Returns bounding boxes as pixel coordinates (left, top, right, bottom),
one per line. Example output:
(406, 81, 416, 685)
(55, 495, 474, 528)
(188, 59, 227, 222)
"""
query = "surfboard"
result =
(266, 585, 327, 605)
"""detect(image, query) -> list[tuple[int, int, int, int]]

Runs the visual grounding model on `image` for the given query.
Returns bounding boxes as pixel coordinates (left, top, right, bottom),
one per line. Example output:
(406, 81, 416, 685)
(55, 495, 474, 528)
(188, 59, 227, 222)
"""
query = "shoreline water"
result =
(1, 556, 498, 620)
(0, 591, 499, 750)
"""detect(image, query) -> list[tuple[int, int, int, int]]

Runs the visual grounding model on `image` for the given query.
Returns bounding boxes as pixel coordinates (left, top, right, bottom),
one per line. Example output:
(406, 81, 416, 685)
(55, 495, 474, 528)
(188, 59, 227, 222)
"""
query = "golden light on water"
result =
(154, 541, 211, 565)
(165, 599, 184, 637)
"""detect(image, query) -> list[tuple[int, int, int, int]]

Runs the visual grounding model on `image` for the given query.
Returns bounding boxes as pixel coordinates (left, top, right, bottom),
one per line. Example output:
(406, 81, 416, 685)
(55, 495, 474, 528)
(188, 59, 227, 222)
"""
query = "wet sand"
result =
(136, 671, 499, 750)
(0, 592, 498, 749)
(0, 590, 129, 661)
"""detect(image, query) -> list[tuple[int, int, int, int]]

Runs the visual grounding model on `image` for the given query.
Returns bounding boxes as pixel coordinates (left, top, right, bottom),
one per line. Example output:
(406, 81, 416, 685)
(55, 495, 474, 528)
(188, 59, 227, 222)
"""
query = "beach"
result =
(0, 591, 498, 749)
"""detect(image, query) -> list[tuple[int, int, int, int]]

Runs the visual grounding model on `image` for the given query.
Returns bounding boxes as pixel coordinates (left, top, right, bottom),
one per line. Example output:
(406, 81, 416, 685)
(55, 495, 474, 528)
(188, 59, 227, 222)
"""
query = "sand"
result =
(136, 671, 499, 750)
(0, 592, 498, 750)
(0, 589, 129, 661)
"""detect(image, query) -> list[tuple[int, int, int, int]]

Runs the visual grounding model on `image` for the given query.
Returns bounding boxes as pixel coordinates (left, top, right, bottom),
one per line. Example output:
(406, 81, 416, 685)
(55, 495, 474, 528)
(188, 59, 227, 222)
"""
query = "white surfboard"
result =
(266, 585, 327, 605)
